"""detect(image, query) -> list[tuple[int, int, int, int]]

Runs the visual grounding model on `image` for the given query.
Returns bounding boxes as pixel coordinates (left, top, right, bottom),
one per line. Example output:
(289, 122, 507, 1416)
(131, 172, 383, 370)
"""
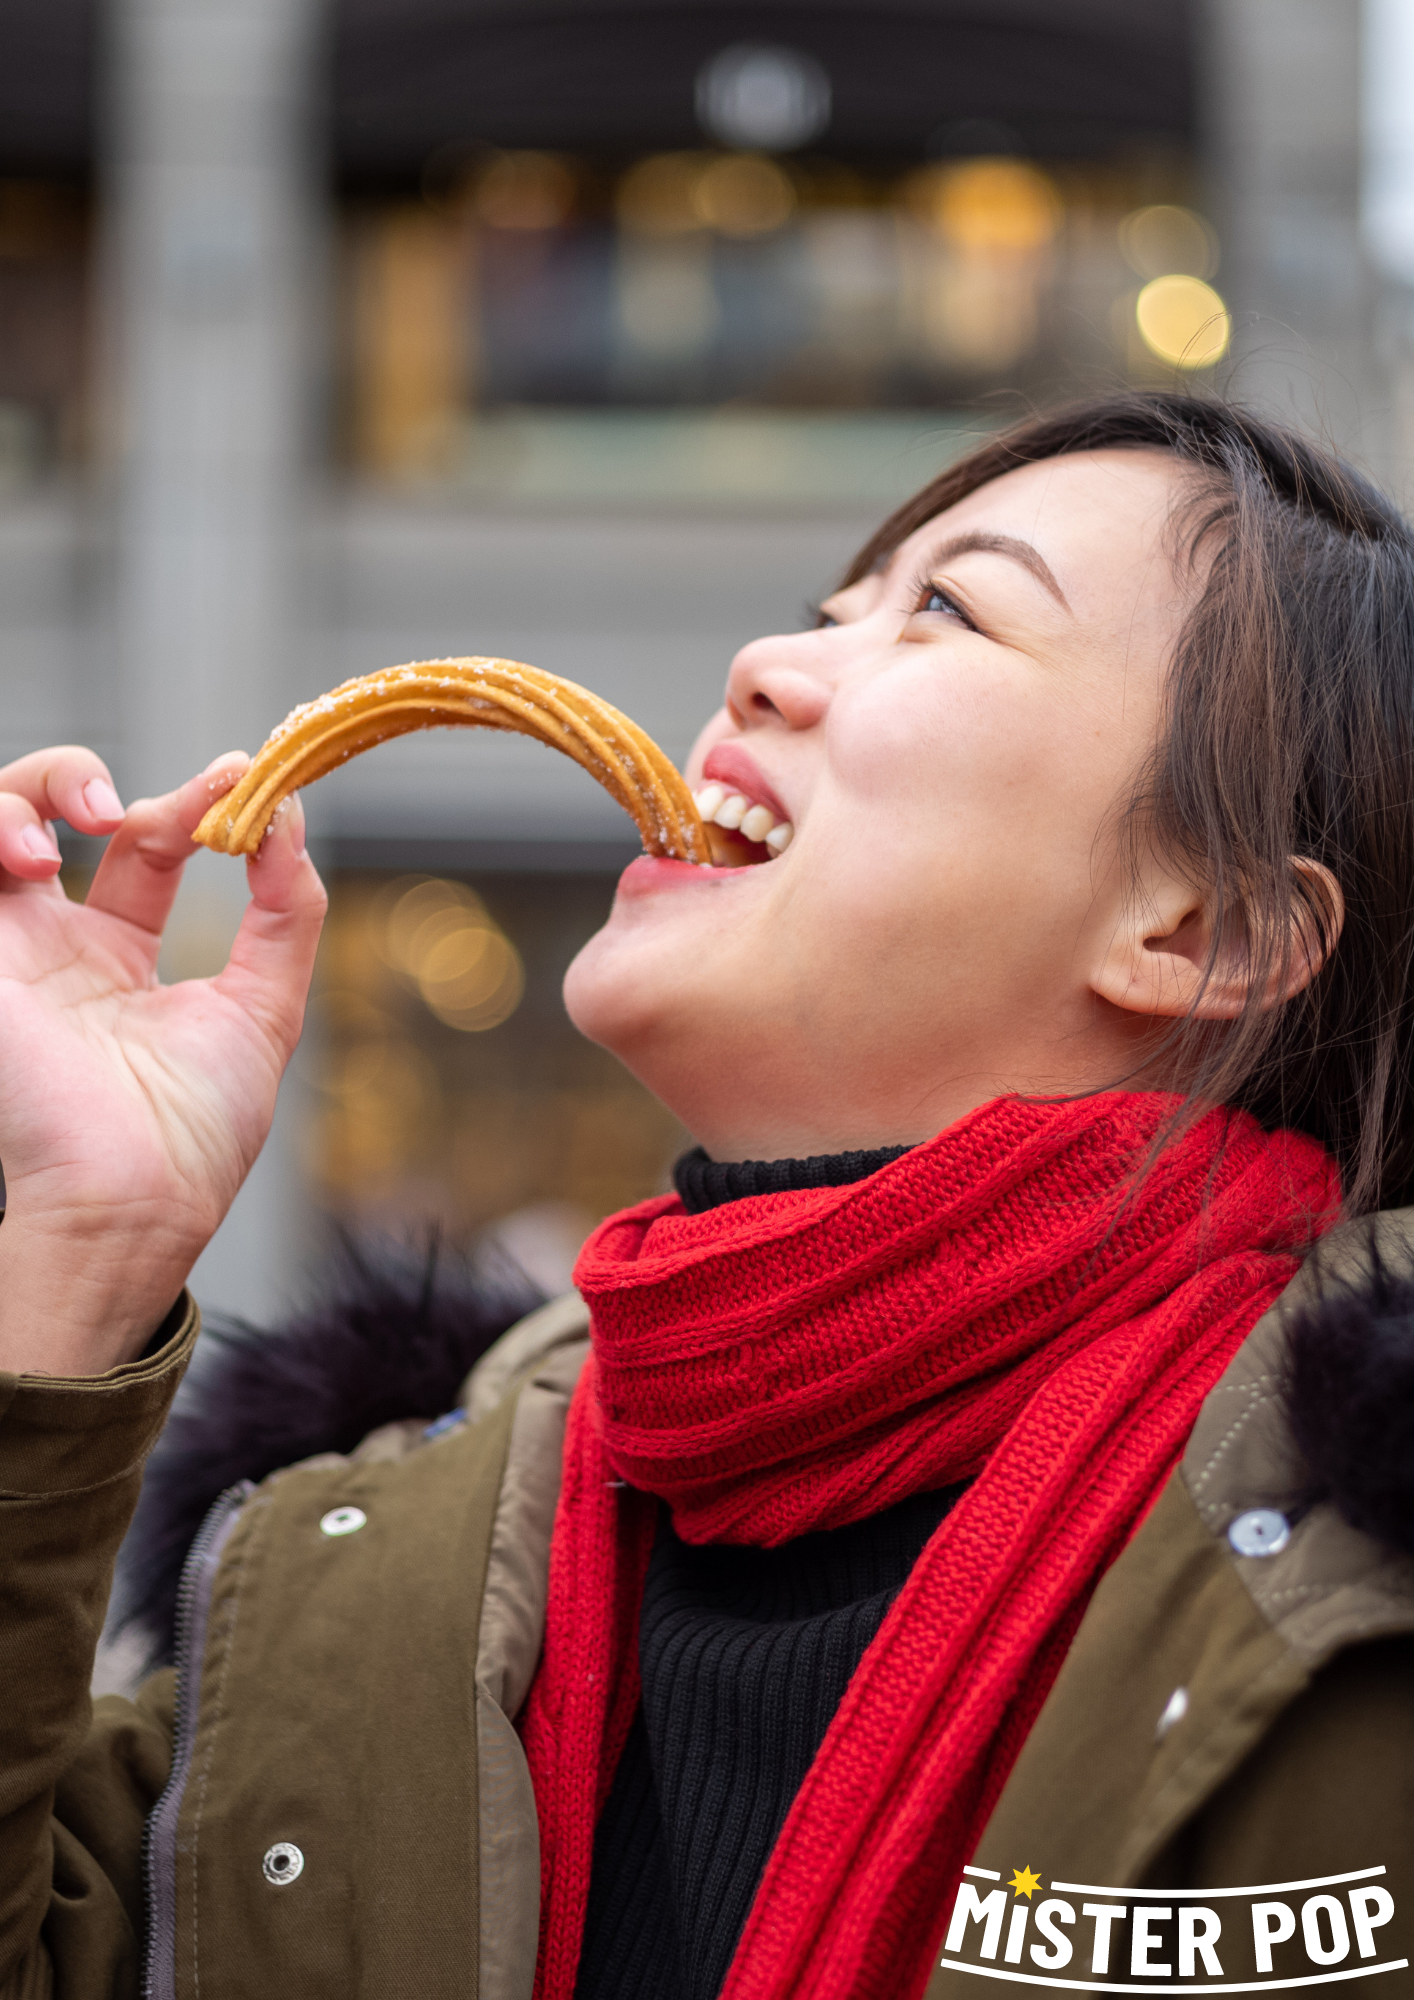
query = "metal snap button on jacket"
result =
(1156, 1686, 1189, 1740)
(1227, 1507, 1290, 1558)
(319, 1505, 366, 1537)
(262, 1842, 304, 1885)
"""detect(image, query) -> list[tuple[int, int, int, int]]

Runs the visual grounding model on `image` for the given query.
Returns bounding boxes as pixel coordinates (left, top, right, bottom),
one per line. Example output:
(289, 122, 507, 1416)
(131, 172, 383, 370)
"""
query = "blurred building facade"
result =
(0, 0, 1401, 1316)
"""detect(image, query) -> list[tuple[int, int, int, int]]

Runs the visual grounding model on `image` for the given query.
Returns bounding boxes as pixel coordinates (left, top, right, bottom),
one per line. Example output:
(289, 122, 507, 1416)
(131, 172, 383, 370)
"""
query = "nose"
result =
(724, 630, 834, 732)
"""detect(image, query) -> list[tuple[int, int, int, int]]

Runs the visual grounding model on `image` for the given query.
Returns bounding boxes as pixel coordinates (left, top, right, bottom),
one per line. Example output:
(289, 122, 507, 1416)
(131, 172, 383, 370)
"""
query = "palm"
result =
(0, 883, 282, 1251)
(0, 746, 325, 1372)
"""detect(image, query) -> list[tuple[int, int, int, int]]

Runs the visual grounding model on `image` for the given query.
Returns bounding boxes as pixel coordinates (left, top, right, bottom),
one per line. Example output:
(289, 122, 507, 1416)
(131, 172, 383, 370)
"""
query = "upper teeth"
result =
(693, 785, 794, 854)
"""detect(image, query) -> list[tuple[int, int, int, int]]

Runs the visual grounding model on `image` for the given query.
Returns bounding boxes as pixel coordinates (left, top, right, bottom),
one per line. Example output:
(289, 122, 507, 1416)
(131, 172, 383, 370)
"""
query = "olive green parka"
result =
(3, 1221, 1413, 1999)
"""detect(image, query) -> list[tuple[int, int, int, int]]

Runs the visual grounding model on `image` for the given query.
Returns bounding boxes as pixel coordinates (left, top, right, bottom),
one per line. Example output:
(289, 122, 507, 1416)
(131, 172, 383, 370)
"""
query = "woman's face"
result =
(564, 448, 1200, 1159)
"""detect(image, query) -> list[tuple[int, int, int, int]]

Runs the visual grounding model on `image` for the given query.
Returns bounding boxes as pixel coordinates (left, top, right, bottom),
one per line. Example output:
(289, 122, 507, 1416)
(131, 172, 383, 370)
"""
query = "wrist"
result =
(0, 1218, 197, 1376)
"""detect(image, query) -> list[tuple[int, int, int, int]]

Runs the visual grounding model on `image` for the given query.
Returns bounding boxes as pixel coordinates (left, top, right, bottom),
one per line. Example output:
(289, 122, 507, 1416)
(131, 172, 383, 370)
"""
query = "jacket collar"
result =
(1182, 1210, 1414, 1665)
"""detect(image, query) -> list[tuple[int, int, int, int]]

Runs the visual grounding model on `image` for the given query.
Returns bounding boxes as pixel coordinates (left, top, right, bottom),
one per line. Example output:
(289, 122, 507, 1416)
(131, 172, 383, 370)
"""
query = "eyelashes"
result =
(905, 569, 976, 629)
(802, 580, 976, 632)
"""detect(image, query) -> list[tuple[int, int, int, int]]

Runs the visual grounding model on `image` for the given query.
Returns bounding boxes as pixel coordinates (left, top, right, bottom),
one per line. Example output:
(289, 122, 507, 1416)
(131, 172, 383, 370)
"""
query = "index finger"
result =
(0, 746, 127, 836)
(85, 753, 251, 936)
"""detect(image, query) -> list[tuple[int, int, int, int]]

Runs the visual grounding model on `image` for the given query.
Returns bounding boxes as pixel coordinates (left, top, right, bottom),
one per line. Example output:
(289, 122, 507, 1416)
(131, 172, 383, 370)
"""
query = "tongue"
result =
(705, 824, 770, 867)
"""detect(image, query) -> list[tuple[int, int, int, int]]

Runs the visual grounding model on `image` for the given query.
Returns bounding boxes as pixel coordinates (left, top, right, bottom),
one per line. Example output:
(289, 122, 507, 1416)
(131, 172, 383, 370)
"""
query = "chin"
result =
(563, 921, 688, 1064)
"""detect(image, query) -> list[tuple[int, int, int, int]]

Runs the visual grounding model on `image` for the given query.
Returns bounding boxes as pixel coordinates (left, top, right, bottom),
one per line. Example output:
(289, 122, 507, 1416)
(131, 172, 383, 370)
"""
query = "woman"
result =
(3, 392, 1413, 1999)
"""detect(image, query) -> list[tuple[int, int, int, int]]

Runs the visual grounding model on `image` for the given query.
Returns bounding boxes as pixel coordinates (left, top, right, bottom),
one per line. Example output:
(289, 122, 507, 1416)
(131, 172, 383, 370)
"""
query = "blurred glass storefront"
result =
(0, 2, 1221, 496)
(0, 181, 91, 484)
(338, 157, 1225, 497)
(0, 0, 1398, 1310)
(305, 867, 683, 1278)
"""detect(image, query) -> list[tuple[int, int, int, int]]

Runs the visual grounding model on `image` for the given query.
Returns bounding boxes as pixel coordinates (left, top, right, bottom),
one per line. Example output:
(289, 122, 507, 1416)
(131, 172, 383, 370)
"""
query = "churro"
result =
(192, 658, 708, 863)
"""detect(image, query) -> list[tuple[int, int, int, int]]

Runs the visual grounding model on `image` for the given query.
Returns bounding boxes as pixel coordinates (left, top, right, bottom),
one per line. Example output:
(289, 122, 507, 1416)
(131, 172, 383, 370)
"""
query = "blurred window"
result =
(0, 180, 91, 485)
(305, 869, 686, 1277)
(337, 153, 1226, 493)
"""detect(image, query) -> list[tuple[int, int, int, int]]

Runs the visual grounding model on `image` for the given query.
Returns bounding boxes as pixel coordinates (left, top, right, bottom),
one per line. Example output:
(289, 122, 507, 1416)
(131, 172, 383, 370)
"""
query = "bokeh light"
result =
(373, 875, 525, 1031)
(616, 152, 797, 239)
(1135, 273, 1230, 368)
(474, 152, 577, 231)
(903, 159, 1061, 254)
(693, 155, 796, 237)
(307, 873, 687, 1237)
(420, 926, 524, 1030)
(1118, 204, 1219, 281)
(617, 154, 709, 236)
(694, 43, 831, 152)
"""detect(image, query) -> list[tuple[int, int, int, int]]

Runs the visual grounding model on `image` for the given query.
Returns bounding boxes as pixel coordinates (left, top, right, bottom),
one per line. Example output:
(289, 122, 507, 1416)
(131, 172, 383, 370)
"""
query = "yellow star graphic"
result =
(1008, 1865, 1043, 1901)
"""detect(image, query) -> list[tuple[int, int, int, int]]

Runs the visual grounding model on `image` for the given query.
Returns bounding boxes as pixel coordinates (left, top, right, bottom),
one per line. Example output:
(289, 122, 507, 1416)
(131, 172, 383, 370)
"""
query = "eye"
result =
(912, 580, 973, 627)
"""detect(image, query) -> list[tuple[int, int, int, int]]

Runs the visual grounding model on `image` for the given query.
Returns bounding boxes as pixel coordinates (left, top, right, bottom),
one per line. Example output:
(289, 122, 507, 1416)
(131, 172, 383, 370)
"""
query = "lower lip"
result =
(615, 855, 764, 898)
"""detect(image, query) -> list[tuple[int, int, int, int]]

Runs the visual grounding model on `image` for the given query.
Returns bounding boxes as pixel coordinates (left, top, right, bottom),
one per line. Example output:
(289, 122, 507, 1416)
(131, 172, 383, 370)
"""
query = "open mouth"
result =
(692, 783, 794, 868)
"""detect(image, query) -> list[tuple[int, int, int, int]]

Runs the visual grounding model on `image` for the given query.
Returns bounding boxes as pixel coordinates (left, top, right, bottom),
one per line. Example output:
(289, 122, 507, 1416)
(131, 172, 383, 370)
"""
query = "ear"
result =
(1090, 856, 1345, 1023)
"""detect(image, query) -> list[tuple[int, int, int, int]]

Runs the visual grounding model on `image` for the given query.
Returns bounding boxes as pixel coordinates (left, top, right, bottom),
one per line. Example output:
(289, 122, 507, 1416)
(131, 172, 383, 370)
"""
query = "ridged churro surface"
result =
(191, 658, 708, 863)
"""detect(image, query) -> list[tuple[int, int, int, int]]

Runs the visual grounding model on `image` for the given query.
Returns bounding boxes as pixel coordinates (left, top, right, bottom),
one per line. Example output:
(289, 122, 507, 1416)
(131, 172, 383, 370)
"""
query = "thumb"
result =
(211, 795, 328, 1054)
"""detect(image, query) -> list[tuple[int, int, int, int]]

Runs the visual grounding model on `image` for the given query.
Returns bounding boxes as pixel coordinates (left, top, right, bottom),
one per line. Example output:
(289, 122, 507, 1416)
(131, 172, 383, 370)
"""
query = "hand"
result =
(0, 747, 327, 1376)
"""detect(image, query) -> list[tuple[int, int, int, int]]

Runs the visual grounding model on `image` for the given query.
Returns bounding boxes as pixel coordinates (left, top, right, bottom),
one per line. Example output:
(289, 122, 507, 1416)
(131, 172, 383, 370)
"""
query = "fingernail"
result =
(203, 750, 247, 779)
(21, 825, 60, 863)
(83, 777, 124, 823)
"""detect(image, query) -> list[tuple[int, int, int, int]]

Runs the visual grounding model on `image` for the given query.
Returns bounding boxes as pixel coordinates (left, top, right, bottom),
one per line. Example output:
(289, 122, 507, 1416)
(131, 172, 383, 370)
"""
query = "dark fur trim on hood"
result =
(112, 1232, 543, 1669)
(1286, 1240, 1414, 1560)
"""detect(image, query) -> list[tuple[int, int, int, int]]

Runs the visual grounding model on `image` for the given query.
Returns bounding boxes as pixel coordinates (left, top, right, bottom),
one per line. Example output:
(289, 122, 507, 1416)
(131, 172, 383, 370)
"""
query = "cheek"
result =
(824, 658, 1024, 831)
(814, 658, 1125, 942)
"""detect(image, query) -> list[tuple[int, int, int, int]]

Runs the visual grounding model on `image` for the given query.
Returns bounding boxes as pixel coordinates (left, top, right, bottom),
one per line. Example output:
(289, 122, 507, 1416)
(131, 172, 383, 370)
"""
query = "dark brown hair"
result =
(846, 392, 1414, 1216)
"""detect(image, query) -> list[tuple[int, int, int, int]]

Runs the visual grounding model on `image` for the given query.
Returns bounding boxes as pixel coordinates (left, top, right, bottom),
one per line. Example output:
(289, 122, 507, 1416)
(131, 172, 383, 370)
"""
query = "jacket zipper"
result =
(140, 1482, 253, 2000)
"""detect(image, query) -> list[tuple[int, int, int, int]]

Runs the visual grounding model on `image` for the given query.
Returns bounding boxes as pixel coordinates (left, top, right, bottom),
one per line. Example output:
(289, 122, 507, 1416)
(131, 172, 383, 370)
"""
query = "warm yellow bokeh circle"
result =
(373, 875, 525, 1032)
(1135, 274, 1231, 369)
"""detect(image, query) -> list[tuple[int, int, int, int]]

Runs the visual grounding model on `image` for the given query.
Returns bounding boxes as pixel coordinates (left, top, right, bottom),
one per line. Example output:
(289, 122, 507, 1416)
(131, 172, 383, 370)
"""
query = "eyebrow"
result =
(919, 530, 1071, 611)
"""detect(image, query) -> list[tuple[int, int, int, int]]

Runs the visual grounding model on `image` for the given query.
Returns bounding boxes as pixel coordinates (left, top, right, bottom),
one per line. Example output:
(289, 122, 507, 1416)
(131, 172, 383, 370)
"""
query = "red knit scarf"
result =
(520, 1093, 1338, 2000)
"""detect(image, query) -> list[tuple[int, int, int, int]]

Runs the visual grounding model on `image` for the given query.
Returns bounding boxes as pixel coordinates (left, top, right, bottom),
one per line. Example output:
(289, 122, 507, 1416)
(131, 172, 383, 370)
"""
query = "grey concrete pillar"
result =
(1199, 0, 1390, 474)
(102, 0, 327, 1322)
(1362, 0, 1414, 506)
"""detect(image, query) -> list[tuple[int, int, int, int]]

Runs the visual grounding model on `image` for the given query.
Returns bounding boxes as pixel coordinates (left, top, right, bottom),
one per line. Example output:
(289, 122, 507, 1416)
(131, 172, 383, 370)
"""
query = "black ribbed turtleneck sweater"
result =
(573, 1144, 967, 2000)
